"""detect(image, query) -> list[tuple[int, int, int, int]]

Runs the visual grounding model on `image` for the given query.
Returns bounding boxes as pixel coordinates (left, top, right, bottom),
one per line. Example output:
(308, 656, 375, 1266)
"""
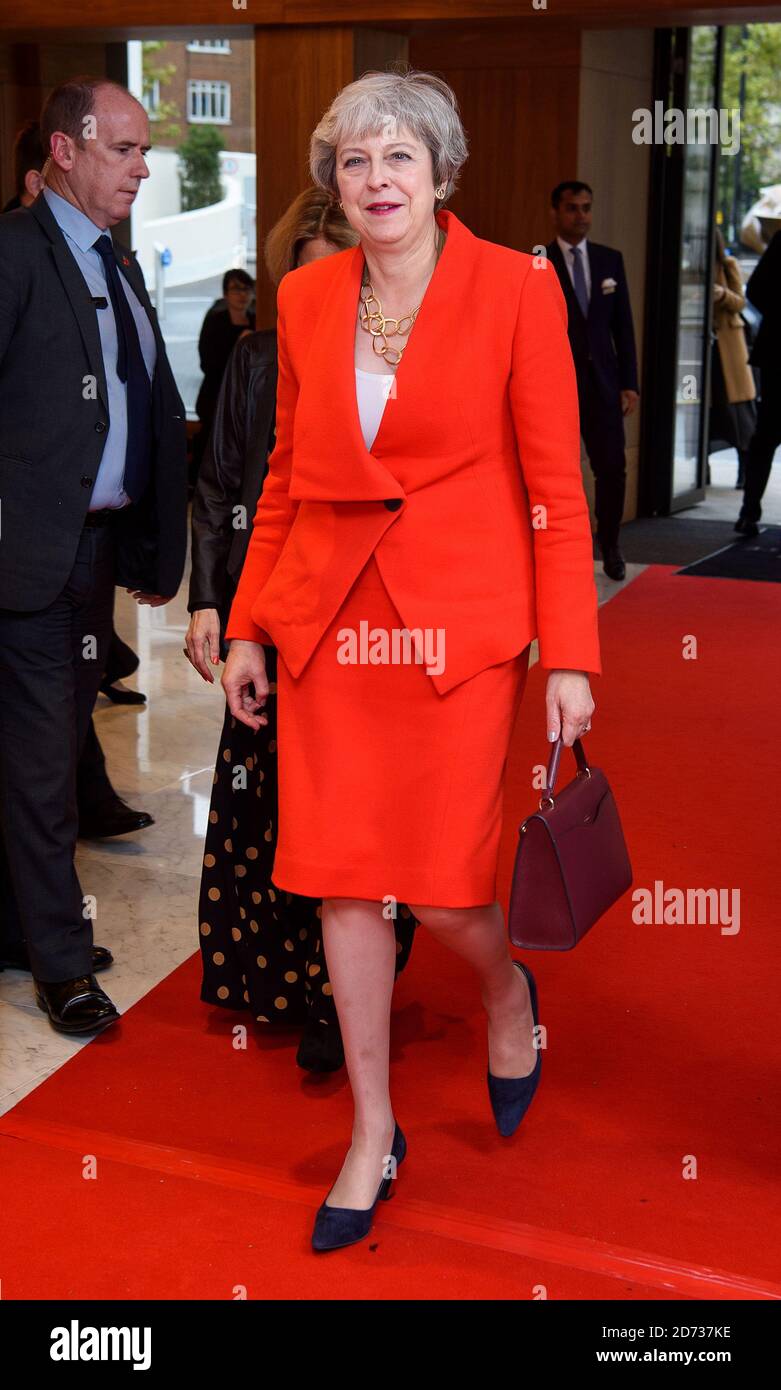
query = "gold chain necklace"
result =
(359, 226, 445, 366)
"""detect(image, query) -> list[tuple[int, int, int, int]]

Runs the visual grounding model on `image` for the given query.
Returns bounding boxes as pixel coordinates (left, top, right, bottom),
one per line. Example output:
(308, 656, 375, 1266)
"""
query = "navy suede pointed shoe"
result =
(487, 960, 542, 1137)
(311, 1122, 407, 1252)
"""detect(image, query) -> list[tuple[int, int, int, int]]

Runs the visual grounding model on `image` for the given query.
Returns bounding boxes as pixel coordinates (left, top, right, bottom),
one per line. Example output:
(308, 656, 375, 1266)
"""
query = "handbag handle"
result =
(540, 736, 591, 810)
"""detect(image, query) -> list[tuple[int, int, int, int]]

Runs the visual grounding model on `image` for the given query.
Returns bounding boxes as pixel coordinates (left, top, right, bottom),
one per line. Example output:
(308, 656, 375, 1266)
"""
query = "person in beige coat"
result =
(708, 227, 757, 488)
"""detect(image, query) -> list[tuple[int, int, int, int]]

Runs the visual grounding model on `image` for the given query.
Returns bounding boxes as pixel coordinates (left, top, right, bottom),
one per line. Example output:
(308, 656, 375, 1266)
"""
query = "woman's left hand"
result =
(545, 670, 595, 747)
(126, 590, 172, 607)
(184, 608, 222, 683)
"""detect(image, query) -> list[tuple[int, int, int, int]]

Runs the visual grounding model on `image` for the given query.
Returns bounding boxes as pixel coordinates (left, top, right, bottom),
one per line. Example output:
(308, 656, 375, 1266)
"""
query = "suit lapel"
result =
(30, 192, 110, 414)
(549, 239, 583, 322)
(289, 207, 473, 502)
(116, 243, 153, 321)
(115, 239, 188, 421)
(115, 243, 164, 368)
(586, 242, 602, 323)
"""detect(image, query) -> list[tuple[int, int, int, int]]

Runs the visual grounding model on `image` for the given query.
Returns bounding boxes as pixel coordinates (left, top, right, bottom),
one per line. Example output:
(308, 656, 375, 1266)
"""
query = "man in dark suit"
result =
(546, 181, 639, 581)
(1, 117, 155, 846)
(736, 230, 781, 537)
(0, 77, 187, 1034)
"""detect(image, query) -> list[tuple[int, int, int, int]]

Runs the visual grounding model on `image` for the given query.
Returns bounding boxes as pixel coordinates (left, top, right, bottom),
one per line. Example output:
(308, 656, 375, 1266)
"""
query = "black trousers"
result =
(741, 386, 781, 524)
(75, 627, 140, 815)
(76, 720, 115, 814)
(0, 523, 115, 980)
(578, 372, 628, 549)
(1, 632, 136, 863)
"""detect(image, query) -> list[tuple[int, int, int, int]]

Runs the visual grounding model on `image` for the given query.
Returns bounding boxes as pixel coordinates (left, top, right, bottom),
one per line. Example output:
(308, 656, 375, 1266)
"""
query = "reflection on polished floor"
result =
(0, 541, 643, 1118)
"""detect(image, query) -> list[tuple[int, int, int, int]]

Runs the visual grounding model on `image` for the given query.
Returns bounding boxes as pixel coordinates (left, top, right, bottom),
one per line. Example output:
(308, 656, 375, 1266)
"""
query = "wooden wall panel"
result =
(0, 45, 39, 209)
(254, 25, 353, 326)
(0, 40, 108, 208)
(1, 1, 780, 35)
(410, 26, 580, 254)
(254, 24, 408, 326)
(354, 26, 408, 75)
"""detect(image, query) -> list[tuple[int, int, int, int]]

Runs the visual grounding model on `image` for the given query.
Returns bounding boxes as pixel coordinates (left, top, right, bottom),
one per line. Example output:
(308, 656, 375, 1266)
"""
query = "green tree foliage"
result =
(719, 24, 781, 239)
(177, 126, 225, 212)
(141, 41, 181, 140)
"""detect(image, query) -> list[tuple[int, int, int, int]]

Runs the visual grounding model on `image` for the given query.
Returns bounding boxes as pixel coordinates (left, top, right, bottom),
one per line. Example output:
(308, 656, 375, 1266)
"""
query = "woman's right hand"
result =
(184, 608, 222, 683)
(222, 639, 269, 731)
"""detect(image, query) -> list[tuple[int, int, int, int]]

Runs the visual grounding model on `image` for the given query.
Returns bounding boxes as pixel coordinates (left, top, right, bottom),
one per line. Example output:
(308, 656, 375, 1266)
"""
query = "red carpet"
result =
(2, 566, 779, 1300)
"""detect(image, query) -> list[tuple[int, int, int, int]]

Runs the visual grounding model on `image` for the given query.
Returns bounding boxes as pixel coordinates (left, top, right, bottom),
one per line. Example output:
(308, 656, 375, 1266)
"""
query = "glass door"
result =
(671, 26, 721, 503)
(639, 26, 724, 516)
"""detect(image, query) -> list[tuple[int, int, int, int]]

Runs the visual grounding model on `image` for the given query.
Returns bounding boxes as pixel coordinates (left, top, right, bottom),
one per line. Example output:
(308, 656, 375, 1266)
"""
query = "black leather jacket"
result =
(188, 329, 278, 635)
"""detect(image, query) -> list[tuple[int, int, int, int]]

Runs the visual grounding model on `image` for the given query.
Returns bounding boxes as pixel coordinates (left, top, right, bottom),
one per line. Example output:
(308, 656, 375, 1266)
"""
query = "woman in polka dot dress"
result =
(185, 189, 418, 1071)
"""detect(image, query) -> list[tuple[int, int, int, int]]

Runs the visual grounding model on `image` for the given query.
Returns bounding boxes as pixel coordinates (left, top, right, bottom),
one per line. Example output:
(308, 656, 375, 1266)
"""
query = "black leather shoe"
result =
(312, 1123, 407, 1252)
(0, 944, 113, 974)
(487, 961, 542, 1137)
(98, 679, 146, 705)
(734, 517, 759, 538)
(78, 797, 154, 839)
(297, 1016, 345, 1073)
(33, 973, 120, 1035)
(104, 633, 140, 684)
(601, 544, 626, 581)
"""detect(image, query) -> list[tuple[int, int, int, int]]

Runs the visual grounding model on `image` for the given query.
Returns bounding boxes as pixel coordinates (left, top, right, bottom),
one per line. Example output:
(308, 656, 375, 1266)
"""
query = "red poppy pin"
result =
(121, 255, 130, 266)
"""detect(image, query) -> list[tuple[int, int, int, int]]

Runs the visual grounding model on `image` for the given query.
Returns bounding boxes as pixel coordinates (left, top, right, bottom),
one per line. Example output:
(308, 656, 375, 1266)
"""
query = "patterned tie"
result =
(93, 234, 152, 504)
(571, 243, 590, 318)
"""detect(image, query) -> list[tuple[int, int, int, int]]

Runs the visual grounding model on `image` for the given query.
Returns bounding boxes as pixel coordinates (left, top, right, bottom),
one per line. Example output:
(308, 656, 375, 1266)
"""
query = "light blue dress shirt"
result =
(43, 186, 157, 510)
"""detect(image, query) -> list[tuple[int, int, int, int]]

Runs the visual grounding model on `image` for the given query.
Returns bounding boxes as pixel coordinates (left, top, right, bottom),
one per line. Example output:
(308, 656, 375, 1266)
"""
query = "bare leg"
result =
(408, 901, 536, 1078)
(320, 896, 398, 1209)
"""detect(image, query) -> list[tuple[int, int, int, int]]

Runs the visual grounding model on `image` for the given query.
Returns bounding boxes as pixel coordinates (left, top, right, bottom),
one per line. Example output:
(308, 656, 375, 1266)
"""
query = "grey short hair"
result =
(310, 67, 469, 204)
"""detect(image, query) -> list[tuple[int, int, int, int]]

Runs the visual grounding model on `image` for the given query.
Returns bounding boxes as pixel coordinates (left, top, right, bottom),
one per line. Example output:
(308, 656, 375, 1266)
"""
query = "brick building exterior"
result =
(142, 37, 254, 153)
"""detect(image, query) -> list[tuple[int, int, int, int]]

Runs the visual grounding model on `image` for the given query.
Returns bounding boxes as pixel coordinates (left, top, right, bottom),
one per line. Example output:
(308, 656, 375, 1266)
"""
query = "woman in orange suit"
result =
(222, 68, 600, 1252)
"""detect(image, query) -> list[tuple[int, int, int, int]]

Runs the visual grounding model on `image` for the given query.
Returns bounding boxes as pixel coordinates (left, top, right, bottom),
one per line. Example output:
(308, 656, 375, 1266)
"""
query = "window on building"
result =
(187, 39, 231, 54)
(142, 78, 161, 118)
(187, 80, 231, 125)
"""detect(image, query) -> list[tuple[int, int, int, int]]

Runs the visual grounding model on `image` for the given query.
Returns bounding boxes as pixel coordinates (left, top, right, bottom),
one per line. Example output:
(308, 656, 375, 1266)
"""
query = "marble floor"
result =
(0, 497, 743, 1116)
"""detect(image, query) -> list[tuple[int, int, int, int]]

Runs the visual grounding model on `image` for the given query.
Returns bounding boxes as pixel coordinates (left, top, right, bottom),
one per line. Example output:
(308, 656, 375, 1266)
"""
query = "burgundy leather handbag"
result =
(508, 736, 632, 950)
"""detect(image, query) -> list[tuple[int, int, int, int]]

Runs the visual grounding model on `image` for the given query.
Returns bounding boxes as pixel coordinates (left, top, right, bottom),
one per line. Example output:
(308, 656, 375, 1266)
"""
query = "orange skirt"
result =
(271, 552, 531, 907)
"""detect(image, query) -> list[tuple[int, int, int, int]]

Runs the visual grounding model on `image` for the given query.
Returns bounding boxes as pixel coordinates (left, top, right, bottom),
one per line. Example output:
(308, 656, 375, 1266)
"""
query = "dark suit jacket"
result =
(746, 230, 781, 372)
(546, 239, 639, 405)
(188, 328, 278, 634)
(0, 191, 187, 609)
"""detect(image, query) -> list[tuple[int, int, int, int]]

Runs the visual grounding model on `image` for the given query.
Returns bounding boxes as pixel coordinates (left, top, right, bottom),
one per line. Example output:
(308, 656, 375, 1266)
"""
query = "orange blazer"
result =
(226, 208, 601, 695)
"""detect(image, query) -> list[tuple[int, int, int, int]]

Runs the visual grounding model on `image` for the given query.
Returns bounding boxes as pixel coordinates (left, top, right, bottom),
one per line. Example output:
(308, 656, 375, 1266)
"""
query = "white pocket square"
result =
(601, 277, 617, 294)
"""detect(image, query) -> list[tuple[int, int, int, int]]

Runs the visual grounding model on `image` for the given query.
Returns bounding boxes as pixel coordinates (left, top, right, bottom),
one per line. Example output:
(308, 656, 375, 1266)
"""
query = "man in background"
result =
(1, 119, 154, 845)
(0, 78, 187, 1034)
(736, 229, 781, 537)
(546, 180, 639, 581)
(2, 119, 46, 211)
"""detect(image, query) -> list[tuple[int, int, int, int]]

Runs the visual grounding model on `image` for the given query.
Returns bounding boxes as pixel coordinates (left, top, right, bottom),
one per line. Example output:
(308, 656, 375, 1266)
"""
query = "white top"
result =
(355, 366, 395, 450)
(556, 235, 592, 299)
